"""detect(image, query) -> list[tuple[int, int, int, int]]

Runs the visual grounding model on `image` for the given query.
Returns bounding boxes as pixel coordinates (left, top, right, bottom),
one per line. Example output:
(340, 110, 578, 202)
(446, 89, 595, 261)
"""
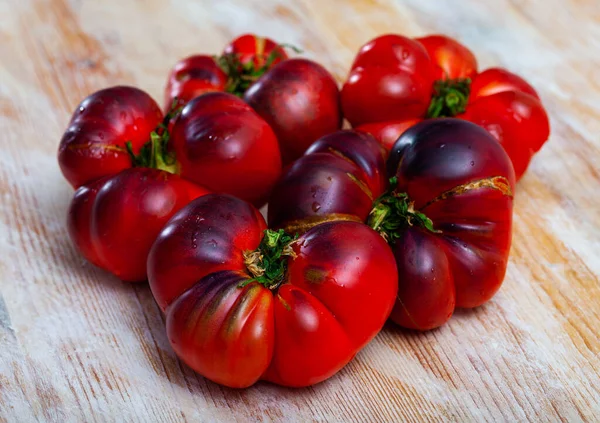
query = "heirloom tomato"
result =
(343, 34, 550, 180)
(68, 168, 209, 282)
(169, 92, 282, 207)
(60, 85, 282, 281)
(58, 86, 163, 188)
(164, 34, 288, 110)
(244, 58, 343, 163)
(269, 120, 515, 330)
(148, 194, 397, 388)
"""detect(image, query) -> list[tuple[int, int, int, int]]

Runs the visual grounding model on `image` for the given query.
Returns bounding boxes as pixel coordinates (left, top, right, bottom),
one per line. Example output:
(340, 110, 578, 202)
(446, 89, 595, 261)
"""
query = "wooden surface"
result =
(1, 0, 599, 421)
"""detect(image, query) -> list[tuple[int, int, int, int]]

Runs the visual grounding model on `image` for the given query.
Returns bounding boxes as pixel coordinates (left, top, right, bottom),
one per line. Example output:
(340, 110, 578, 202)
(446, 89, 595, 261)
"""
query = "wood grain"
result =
(1, 0, 599, 421)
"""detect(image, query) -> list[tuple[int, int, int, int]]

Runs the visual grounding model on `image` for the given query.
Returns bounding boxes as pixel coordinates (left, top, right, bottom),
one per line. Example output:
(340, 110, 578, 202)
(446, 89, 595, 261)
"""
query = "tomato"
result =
(163, 34, 288, 111)
(269, 120, 515, 330)
(244, 58, 342, 163)
(222, 33, 287, 69)
(342, 34, 550, 181)
(268, 130, 387, 233)
(68, 167, 209, 282)
(416, 35, 478, 80)
(341, 35, 434, 127)
(469, 67, 539, 101)
(463, 90, 549, 179)
(463, 68, 550, 179)
(164, 55, 227, 112)
(148, 194, 397, 388)
(58, 86, 163, 188)
(170, 92, 282, 207)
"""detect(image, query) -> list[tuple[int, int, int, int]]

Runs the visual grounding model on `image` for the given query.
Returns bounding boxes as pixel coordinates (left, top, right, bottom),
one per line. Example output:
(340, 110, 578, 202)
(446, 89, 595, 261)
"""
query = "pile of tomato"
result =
(58, 33, 549, 388)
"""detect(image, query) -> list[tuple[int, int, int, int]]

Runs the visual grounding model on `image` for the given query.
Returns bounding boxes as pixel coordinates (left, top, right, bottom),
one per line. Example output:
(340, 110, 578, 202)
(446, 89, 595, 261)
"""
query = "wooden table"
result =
(1, 0, 599, 421)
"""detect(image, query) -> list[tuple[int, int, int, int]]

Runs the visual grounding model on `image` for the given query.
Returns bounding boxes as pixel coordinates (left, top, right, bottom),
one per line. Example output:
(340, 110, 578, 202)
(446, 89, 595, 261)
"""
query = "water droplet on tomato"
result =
(470, 161, 475, 166)
(311, 202, 321, 212)
(98, 132, 104, 140)
(310, 186, 318, 198)
(355, 256, 360, 260)
(79, 106, 85, 113)
(402, 49, 409, 60)
(327, 176, 332, 181)
(439, 144, 445, 149)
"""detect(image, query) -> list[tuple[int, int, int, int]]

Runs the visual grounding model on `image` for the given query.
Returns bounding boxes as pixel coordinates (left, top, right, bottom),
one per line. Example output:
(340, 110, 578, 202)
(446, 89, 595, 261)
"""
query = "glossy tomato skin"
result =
(389, 119, 514, 326)
(469, 67, 539, 102)
(341, 34, 434, 127)
(342, 35, 550, 182)
(416, 35, 477, 80)
(148, 194, 397, 388)
(67, 177, 107, 269)
(58, 86, 163, 188)
(148, 194, 267, 312)
(68, 167, 209, 282)
(170, 92, 282, 207)
(356, 118, 422, 152)
(264, 221, 397, 386)
(269, 119, 515, 330)
(222, 34, 287, 68)
(244, 58, 343, 163)
(164, 55, 227, 112)
(463, 90, 550, 179)
(390, 227, 455, 330)
(268, 130, 387, 233)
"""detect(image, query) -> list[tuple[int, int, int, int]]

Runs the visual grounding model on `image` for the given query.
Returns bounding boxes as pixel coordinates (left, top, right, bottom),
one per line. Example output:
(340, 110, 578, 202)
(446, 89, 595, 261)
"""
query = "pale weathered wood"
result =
(1, 0, 599, 421)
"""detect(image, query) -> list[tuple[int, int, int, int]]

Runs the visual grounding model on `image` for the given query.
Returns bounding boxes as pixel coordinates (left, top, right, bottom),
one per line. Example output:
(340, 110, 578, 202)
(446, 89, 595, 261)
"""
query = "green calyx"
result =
(426, 78, 471, 118)
(367, 177, 438, 243)
(216, 44, 302, 97)
(126, 99, 181, 174)
(242, 229, 298, 290)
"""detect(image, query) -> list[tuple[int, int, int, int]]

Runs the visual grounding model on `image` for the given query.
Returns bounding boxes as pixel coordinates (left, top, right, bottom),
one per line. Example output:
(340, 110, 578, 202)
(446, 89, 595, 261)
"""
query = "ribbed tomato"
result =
(148, 194, 397, 388)
(58, 86, 163, 188)
(169, 92, 282, 207)
(68, 168, 209, 282)
(164, 55, 227, 112)
(343, 34, 550, 180)
(268, 120, 515, 330)
(244, 58, 342, 164)
(164, 34, 289, 111)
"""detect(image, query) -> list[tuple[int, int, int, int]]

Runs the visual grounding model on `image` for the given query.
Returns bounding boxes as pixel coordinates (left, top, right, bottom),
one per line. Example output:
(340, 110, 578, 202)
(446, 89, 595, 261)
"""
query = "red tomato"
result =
(269, 120, 515, 330)
(416, 35, 477, 80)
(58, 86, 163, 188)
(463, 90, 550, 179)
(341, 34, 434, 127)
(356, 118, 422, 151)
(222, 33, 287, 69)
(163, 55, 227, 112)
(170, 92, 282, 207)
(464, 68, 549, 178)
(268, 130, 387, 232)
(469, 67, 539, 102)
(342, 34, 550, 181)
(244, 58, 343, 163)
(68, 167, 209, 282)
(148, 194, 397, 388)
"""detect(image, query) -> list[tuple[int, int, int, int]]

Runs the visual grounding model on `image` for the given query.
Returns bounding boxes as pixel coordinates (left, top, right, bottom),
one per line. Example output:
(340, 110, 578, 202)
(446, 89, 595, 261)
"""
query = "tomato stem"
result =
(426, 78, 471, 118)
(367, 177, 439, 243)
(126, 99, 181, 174)
(216, 44, 301, 97)
(241, 229, 298, 290)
